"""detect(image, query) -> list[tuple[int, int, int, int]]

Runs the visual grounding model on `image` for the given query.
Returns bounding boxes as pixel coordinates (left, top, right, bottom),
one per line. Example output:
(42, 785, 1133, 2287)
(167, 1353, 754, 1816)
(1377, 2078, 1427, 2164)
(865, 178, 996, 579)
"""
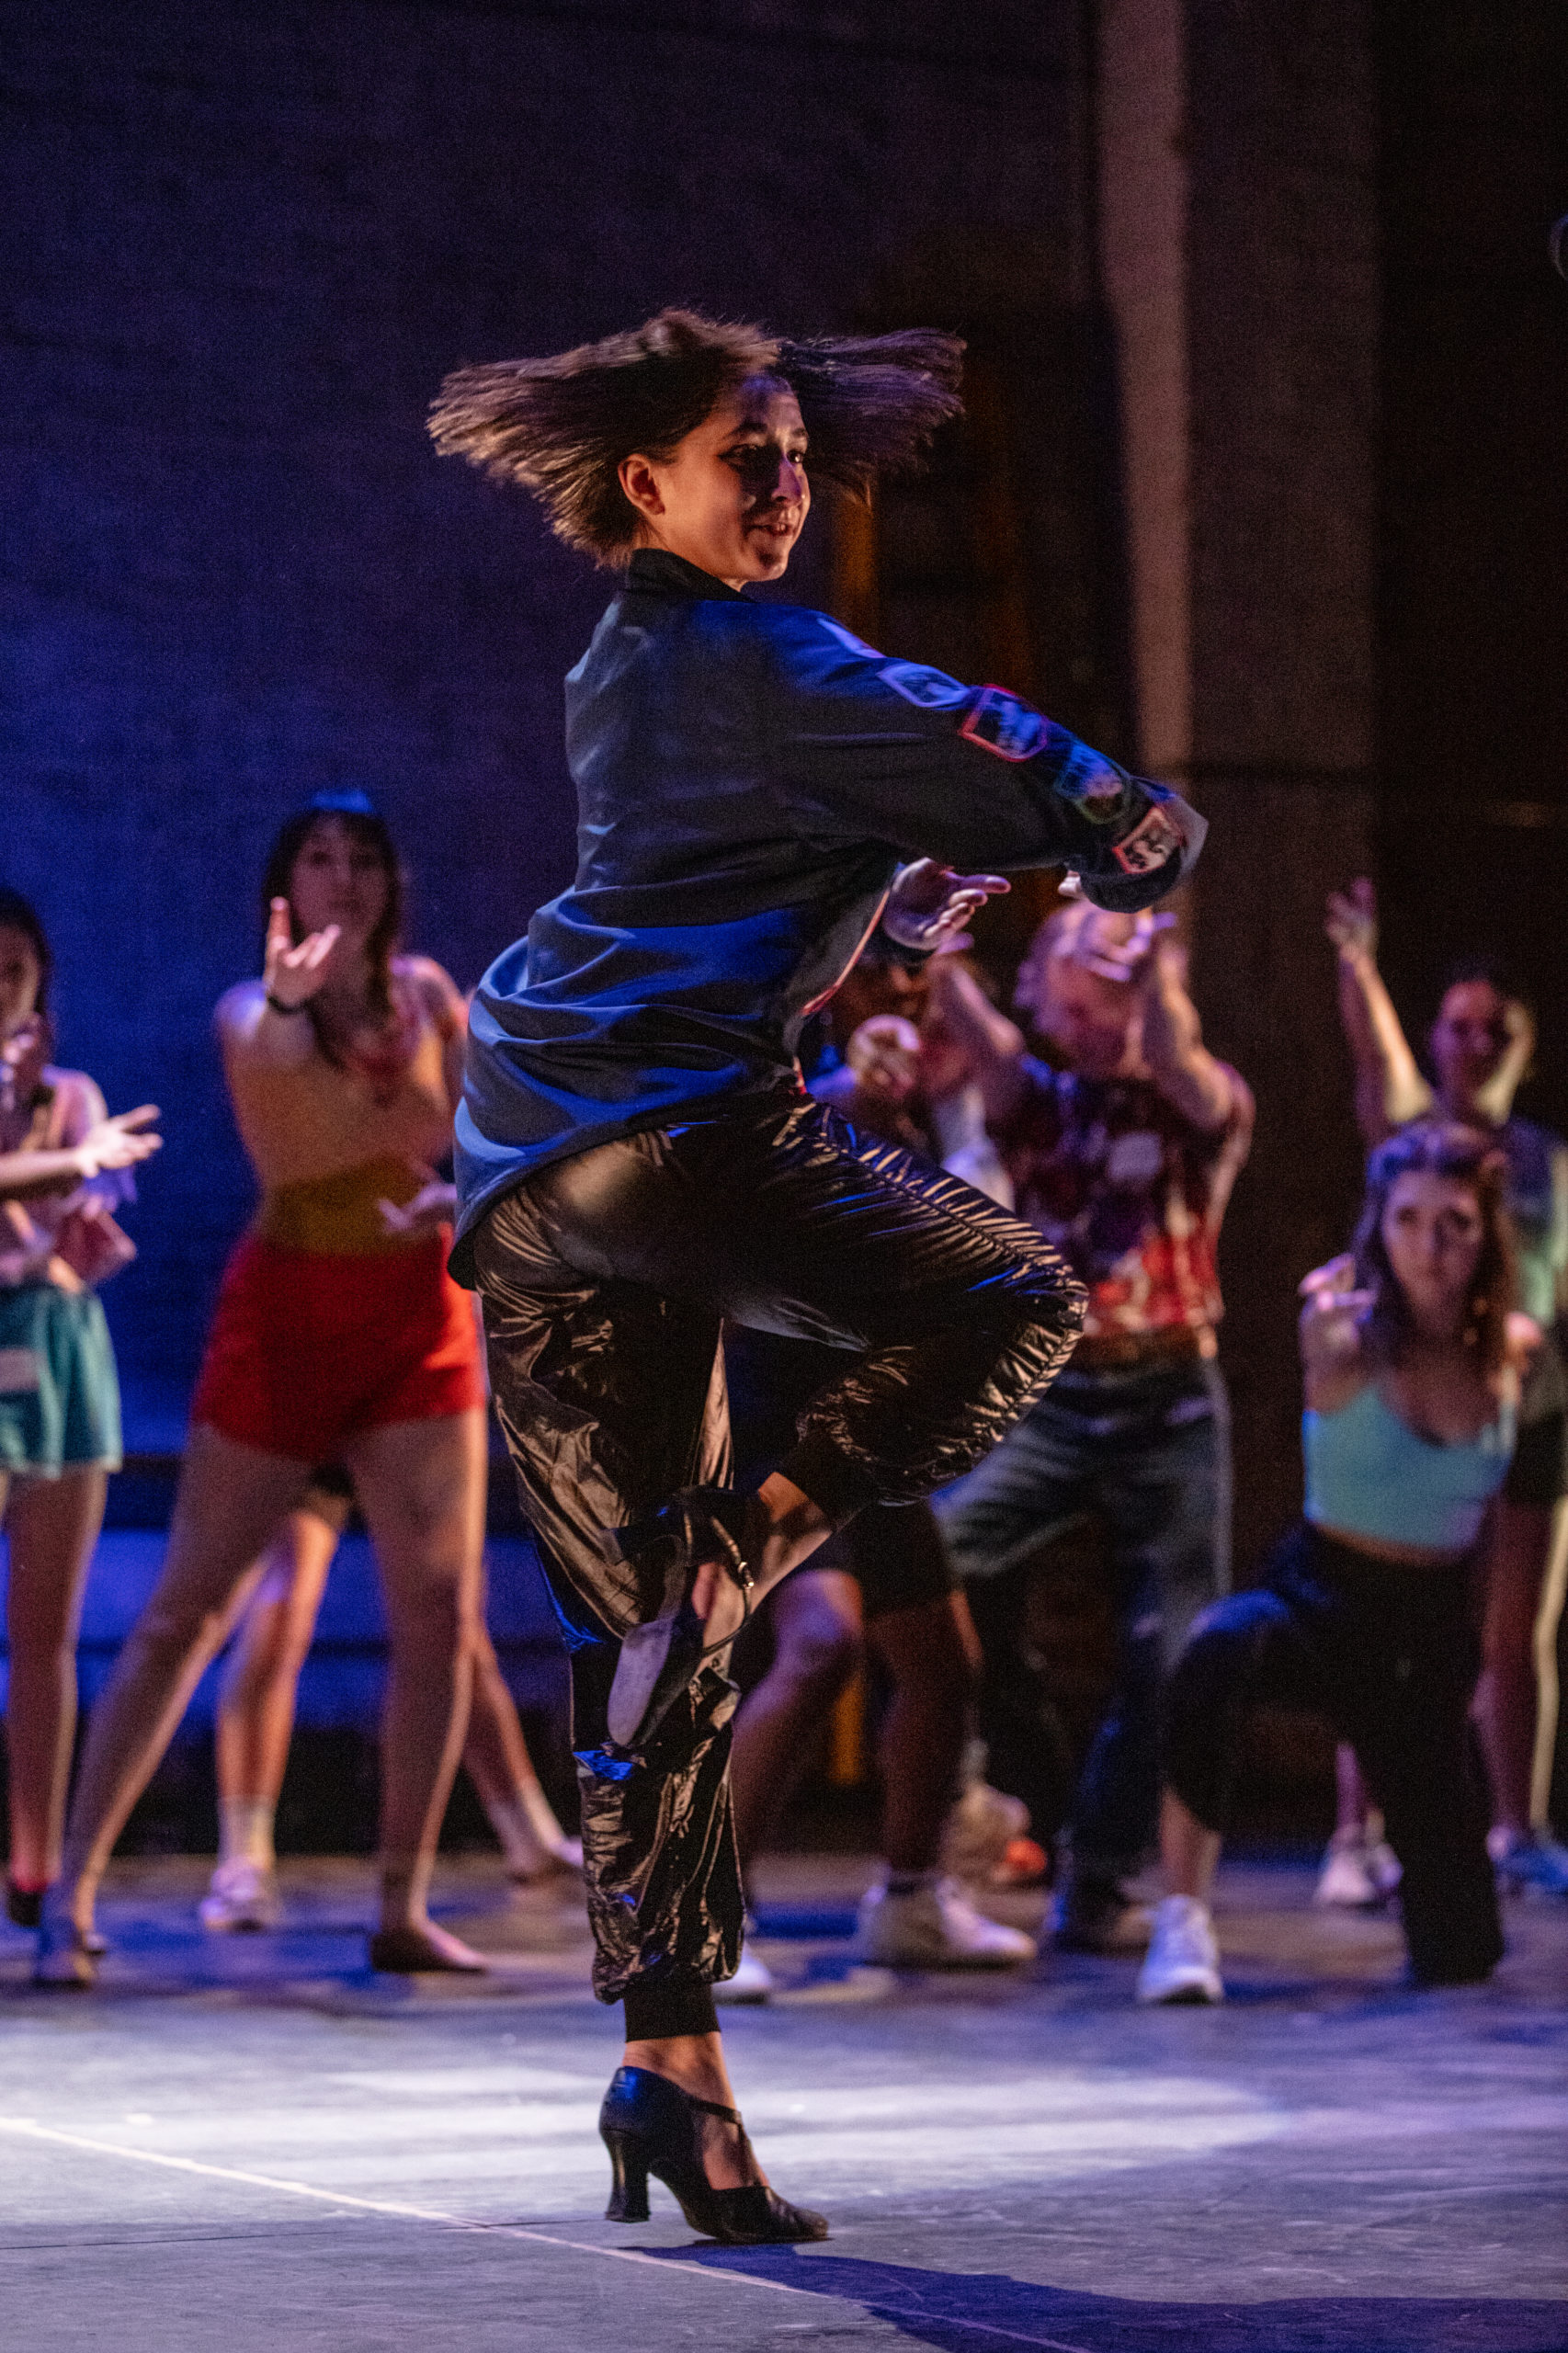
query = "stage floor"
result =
(1, 1852, 1562, 2350)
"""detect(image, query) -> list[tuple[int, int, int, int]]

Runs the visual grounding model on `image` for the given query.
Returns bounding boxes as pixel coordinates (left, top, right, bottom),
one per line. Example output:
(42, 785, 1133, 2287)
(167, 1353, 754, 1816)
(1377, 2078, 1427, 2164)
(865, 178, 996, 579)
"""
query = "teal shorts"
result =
(0, 1282, 122, 1478)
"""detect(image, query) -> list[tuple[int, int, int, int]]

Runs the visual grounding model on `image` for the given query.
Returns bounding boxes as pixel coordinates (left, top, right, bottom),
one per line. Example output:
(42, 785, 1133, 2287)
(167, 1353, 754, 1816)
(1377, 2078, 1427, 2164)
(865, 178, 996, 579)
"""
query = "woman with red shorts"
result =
(37, 790, 490, 1982)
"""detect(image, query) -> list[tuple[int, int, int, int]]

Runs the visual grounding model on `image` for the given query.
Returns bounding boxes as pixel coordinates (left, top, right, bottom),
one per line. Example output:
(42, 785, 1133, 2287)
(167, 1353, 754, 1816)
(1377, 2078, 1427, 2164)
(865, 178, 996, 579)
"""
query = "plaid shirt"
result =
(997, 1059, 1252, 1338)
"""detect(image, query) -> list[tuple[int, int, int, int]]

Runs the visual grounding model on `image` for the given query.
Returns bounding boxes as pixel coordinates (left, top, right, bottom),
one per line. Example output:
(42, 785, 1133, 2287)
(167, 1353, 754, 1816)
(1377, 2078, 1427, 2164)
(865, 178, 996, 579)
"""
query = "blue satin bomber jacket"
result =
(451, 549, 1206, 1278)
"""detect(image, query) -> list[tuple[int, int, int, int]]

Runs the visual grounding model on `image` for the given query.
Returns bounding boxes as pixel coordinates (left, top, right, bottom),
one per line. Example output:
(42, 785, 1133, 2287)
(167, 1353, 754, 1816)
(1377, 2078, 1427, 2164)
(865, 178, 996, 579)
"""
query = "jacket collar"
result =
(624, 549, 746, 603)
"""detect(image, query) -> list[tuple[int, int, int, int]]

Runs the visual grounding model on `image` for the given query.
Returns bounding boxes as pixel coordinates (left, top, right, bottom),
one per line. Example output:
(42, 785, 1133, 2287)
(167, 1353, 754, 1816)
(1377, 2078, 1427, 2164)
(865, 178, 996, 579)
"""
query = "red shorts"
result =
(191, 1233, 484, 1462)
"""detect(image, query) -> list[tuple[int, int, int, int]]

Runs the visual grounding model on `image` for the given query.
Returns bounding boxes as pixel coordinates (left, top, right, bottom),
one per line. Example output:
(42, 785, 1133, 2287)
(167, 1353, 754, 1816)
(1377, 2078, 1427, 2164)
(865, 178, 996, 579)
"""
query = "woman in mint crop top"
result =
(1137, 1120, 1522, 2006)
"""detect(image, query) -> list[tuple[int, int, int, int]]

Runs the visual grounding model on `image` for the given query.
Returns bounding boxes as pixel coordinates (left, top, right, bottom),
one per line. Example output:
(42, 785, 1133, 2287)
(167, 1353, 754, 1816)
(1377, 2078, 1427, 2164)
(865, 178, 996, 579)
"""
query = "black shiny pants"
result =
(472, 1088, 1085, 2007)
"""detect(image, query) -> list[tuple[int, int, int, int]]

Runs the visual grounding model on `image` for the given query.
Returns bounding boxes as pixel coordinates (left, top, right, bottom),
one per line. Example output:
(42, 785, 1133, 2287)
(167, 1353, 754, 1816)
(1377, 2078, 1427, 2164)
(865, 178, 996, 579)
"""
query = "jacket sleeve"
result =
(761, 608, 1204, 912)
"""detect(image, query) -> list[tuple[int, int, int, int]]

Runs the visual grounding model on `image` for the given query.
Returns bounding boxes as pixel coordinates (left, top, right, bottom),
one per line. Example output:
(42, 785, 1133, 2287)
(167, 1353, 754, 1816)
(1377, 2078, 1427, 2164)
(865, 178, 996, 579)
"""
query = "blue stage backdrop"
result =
(0, 0, 1079, 1445)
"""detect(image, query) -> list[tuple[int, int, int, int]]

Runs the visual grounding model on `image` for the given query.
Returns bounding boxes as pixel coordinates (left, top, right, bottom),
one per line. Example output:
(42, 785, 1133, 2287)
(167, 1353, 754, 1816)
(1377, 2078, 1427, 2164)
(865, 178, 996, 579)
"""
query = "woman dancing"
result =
(1139, 1120, 1518, 2004)
(427, 308, 1204, 2238)
(1328, 881, 1568, 1898)
(38, 793, 490, 1981)
(0, 890, 160, 1928)
(200, 1468, 579, 1931)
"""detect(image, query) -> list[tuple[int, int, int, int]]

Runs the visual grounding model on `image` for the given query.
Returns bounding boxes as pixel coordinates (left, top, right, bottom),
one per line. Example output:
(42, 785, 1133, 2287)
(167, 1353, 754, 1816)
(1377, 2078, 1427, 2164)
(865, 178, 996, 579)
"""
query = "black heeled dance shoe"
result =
(603, 1487, 755, 1754)
(599, 2065, 828, 2245)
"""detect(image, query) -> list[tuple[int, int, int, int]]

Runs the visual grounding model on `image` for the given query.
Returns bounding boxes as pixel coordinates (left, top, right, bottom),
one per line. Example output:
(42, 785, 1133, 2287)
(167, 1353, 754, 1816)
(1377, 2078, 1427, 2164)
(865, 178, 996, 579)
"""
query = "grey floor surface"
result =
(0, 1852, 1563, 2350)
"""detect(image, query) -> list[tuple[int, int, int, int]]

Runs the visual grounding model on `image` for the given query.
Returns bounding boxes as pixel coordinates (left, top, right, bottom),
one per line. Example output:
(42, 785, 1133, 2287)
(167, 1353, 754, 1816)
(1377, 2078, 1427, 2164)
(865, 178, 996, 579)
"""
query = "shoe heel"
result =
(602, 2130, 651, 2223)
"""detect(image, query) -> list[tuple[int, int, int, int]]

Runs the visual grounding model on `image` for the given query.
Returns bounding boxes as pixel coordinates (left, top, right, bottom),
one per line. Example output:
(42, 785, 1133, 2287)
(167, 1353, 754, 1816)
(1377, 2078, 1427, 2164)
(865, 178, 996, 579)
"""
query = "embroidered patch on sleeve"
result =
(959, 686, 1048, 761)
(1110, 801, 1184, 876)
(878, 659, 970, 710)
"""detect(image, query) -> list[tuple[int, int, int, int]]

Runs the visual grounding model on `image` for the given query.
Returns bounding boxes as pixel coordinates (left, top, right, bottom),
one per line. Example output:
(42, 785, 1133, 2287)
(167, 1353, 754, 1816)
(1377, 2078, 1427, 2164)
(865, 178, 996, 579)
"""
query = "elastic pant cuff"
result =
(778, 1430, 881, 1529)
(622, 1978, 720, 2041)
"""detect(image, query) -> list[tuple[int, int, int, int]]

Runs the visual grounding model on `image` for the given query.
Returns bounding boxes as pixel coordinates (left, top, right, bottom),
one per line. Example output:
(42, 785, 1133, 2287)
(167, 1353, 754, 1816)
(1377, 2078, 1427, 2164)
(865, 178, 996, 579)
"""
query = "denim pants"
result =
(937, 1354, 1232, 1879)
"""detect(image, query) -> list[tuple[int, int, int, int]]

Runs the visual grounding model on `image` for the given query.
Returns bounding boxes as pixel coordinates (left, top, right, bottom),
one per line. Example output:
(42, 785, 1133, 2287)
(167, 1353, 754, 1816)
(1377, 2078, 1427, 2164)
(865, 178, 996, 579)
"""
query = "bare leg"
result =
(214, 1506, 342, 1822)
(690, 1473, 835, 1643)
(1160, 1786, 1222, 1901)
(1474, 1498, 1553, 1838)
(727, 1570, 861, 1870)
(1334, 1741, 1371, 1836)
(5, 1468, 108, 1889)
(346, 1409, 486, 1960)
(867, 1589, 981, 1875)
(460, 1620, 580, 1876)
(46, 1428, 310, 1935)
(1531, 1503, 1568, 1829)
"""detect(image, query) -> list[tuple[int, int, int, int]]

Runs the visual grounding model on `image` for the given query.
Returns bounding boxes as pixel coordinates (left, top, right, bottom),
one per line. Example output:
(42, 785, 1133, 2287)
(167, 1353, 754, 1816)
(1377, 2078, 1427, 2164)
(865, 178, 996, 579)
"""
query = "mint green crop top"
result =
(1302, 1382, 1516, 1554)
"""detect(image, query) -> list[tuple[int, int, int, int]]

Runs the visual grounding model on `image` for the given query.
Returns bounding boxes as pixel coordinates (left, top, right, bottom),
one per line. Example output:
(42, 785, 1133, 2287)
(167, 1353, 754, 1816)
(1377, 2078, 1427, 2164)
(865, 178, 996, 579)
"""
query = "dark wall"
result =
(1376, 0, 1568, 1144)
(1, 0, 1078, 1436)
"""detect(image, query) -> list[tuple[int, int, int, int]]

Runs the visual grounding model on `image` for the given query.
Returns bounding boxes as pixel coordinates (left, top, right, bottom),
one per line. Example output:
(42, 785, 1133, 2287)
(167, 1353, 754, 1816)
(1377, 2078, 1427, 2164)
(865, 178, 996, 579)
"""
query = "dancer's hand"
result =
(378, 1173, 457, 1237)
(883, 860, 1009, 951)
(1324, 878, 1377, 962)
(263, 898, 341, 1009)
(845, 1015, 922, 1107)
(74, 1106, 162, 1177)
(1299, 1252, 1358, 1301)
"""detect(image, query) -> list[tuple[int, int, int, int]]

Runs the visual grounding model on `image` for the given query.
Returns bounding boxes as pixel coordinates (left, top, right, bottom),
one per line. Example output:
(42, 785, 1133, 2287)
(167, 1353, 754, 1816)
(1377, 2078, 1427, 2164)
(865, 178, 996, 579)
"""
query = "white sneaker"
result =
(1136, 1896, 1223, 2005)
(1314, 1830, 1399, 1908)
(713, 1935, 777, 2003)
(941, 1780, 1030, 1884)
(199, 1859, 281, 1933)
(858, 1875, 1037, 1969)
(1490, 1829, 1568, 1901)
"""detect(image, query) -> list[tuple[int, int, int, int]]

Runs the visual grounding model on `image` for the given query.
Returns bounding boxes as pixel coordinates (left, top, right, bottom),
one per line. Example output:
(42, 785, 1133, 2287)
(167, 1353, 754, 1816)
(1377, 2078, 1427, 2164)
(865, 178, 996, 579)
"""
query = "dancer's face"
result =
(287, 819, 392, 960)
(1380, 1169, 1486, 1340)
(0, 926, 42, 1040)
(1018, 950, 1139, 1080)
(1430, 979, 1524, 1115)
(619, 376, 810, 587)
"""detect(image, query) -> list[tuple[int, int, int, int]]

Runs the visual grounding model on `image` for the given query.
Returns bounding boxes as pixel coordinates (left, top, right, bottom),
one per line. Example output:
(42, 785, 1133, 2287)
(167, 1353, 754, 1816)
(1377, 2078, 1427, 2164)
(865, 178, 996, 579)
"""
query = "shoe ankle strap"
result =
(687, 2094, 743, 2125)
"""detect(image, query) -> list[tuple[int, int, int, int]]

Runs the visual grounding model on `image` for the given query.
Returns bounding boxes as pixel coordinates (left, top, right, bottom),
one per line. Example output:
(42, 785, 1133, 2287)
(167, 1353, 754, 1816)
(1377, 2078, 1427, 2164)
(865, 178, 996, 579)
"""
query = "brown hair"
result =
(261, 791, 403, 1058)
(429, 307, 964, 563)
(1352, 1118, 1516, 1379)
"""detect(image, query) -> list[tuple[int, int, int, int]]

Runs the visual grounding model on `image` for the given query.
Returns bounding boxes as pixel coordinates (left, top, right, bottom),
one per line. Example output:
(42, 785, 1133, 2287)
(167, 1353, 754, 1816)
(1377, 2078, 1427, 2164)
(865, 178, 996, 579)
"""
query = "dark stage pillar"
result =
(1096, 0, 1380, 1564)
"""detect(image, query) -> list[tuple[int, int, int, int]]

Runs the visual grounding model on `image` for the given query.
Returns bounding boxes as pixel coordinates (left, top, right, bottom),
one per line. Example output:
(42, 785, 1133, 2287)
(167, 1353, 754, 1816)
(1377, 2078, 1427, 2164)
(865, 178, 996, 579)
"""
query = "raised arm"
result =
(1132, 927, 1239, 1135)
(766, 609, 1205, 912)
(1297, 1256, 1373, 1415)
(921, 952, 1030, 1126)
(218, 898, 342, 1069)
(1324, 880, 1431, 1144)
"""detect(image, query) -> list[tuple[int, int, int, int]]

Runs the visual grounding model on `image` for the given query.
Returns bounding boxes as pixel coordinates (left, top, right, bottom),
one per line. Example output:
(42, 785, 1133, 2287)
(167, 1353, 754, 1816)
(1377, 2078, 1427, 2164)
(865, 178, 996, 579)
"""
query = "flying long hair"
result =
(260, 790, 403, 1055)
(1351, 1118, 1515, 1379)
(429, 307, 965, 563)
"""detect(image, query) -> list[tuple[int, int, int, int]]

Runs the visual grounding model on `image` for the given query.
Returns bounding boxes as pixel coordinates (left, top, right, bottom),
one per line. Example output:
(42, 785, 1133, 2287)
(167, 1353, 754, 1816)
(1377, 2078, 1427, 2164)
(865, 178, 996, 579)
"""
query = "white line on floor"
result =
(0, 2114, 1096, 2350)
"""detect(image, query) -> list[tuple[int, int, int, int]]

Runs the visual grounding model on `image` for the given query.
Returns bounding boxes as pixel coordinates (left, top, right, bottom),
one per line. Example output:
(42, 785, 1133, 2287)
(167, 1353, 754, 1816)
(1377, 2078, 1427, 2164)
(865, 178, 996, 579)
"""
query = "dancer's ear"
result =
(619, 453, 666, 522)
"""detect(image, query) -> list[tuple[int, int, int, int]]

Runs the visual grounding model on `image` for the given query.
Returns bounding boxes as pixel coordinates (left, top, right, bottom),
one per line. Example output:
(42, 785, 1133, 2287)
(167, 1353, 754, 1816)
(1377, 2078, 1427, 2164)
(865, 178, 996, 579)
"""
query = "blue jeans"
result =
(937, 1355, 1232, 1879)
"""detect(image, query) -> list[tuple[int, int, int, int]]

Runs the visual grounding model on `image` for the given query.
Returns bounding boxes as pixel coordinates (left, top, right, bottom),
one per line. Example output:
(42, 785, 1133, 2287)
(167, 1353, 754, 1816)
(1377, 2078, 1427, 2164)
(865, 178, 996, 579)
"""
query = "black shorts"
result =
(1506, 1330, 1568, 1510)
(725, 1324, 958, 1620)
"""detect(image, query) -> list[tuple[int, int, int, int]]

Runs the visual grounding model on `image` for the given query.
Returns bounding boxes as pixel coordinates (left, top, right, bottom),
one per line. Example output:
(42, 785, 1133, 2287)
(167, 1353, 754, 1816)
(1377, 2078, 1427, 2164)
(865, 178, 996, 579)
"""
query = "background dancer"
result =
(936, 899, 1252, 1952)
(37, 794, 489, 1982)
(200, 1464, 580, 1931)
(1140, 1120, 1519, 2003)
(1327, 880, 1568, 1898)
(0, 890, 160, 1927)
(431, 308, 1202, 2240)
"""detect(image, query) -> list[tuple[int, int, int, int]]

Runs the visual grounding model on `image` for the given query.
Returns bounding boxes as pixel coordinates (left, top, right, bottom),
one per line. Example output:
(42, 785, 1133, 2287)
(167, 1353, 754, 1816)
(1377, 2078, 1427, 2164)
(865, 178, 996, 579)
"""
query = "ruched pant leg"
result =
(472, 1093, 1085, 2007)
